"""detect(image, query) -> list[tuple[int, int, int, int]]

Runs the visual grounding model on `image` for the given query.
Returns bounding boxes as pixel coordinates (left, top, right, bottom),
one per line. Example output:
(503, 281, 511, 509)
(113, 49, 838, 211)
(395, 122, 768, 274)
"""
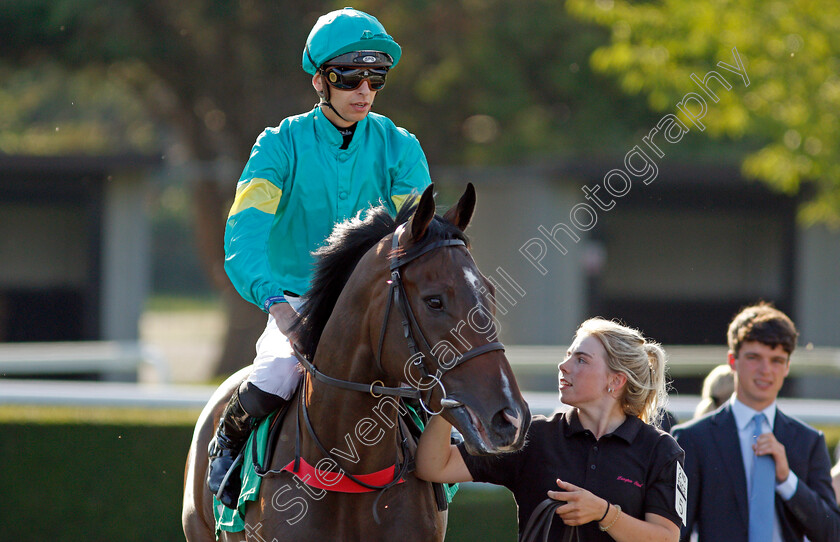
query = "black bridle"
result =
(287, 222, 505, 502)
(296, 222, 505, 409)
(374, 223, 505, 414)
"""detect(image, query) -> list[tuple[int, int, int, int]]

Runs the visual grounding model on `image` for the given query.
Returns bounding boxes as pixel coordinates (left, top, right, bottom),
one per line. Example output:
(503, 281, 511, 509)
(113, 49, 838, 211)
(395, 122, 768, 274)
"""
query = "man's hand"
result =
(269, 302, 301, 346)
(755, 431, 790, 482)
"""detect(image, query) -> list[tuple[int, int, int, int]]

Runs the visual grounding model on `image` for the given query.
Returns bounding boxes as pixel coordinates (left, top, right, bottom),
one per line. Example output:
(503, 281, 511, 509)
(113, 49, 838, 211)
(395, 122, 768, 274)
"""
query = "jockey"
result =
(207, 7, 432, 508)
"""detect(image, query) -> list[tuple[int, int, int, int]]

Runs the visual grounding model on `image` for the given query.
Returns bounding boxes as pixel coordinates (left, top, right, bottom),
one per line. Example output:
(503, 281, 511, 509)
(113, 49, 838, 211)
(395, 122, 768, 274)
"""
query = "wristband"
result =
(599, 503, 621, 532)
(263, 295, 287, 312)
(597, 501, 610, 523)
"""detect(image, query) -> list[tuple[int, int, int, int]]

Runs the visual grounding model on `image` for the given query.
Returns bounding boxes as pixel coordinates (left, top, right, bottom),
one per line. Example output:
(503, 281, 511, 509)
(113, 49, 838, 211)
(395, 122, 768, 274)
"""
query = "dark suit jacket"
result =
(672, 404, 840, 542)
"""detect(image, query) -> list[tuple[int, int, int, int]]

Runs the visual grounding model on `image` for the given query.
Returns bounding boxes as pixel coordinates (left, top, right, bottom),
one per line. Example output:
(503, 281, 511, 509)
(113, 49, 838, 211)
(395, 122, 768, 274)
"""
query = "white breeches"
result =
(245, 296, 304, 400)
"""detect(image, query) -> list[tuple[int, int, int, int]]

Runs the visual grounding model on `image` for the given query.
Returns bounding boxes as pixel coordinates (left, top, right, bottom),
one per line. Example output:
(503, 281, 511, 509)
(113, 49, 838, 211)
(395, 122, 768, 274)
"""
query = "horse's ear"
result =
(442, 182, 476, 231)
(408, 183, 436, 242)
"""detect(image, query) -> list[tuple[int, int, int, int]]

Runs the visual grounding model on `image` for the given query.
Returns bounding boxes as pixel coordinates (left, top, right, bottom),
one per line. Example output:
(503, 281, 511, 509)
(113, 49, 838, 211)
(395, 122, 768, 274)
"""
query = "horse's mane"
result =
(293, 197, 468, 360)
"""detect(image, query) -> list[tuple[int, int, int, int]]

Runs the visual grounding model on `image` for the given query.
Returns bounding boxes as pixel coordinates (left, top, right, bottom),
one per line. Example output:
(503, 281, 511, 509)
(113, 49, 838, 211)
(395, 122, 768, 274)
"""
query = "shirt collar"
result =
(312, 105, 368, 149)
(730, 396, 776, 432)
(562, 408, 642, 444)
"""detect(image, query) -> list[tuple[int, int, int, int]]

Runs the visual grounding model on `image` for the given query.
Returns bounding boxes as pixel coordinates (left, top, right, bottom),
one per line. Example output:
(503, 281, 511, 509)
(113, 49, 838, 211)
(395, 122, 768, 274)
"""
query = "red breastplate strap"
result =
(281, 457, 405, 493)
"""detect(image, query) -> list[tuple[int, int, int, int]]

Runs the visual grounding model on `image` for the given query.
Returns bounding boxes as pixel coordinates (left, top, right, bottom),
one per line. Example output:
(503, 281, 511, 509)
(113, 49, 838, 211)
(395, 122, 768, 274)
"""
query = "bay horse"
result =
(183, 183, 531, 541)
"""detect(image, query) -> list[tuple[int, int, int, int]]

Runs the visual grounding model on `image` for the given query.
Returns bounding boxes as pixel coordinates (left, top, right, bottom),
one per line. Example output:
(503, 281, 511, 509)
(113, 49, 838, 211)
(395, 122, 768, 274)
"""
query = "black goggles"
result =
(322, 66, 388, 91)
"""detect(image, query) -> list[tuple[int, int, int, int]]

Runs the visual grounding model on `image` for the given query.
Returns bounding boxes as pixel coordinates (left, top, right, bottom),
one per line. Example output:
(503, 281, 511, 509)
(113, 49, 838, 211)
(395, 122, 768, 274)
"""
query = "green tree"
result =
(567, 0, 840, 225)
(357, 0, 668, 164)
(0, 61, 160, 154)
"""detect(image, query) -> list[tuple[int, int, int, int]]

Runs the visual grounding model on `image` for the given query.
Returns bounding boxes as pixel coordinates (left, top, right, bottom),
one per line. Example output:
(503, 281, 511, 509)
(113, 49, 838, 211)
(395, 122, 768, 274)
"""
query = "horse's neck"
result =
(298, 341, 404, 473)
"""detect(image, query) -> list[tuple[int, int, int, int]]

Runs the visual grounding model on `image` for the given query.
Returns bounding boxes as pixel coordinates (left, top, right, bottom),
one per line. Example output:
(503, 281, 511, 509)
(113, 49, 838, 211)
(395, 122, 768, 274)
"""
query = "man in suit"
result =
(673, 302, 840, 541)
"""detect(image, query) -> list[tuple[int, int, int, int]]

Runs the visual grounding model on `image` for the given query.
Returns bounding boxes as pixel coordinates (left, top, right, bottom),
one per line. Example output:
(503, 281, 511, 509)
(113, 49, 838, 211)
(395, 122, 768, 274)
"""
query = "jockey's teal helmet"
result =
(302, 7, 402, 75)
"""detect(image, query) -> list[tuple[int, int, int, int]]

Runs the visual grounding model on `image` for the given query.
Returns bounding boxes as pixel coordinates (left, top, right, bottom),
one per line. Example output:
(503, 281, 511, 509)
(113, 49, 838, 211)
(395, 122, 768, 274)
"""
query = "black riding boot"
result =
(207, 386, 253, 508)
(207, 382, 286, 508)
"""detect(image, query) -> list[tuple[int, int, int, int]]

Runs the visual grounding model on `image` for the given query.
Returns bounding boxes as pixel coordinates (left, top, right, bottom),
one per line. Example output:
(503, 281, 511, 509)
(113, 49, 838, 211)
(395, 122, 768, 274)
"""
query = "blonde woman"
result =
(417, 318, 683, 542)
(693, 364, 735, 419)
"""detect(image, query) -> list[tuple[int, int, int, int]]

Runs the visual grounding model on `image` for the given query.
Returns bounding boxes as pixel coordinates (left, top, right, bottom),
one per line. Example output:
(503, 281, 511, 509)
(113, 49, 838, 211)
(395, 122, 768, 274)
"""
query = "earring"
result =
(608, 387, 613, 393)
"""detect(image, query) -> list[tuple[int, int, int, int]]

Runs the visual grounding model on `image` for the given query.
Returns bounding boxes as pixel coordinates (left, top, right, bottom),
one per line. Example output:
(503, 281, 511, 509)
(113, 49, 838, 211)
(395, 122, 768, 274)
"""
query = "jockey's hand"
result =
(269, 302, 302, 347)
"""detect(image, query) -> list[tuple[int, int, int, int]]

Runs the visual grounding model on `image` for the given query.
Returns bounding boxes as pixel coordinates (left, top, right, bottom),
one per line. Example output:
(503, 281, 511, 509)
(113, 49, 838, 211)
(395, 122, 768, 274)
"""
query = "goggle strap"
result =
(306, 45, 319, 73)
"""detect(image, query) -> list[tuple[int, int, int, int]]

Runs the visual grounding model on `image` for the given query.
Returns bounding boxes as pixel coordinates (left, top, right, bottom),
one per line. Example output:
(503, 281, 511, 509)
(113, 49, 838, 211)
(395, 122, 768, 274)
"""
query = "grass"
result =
(446, 485, 519, 541)
(0, 405, 201, 426)
(0, 421, 193, 541)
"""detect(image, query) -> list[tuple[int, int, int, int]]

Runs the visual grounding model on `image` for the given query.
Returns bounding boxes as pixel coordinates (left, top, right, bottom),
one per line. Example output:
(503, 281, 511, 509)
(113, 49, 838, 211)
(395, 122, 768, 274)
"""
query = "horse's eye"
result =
(425, 297, 443, 311)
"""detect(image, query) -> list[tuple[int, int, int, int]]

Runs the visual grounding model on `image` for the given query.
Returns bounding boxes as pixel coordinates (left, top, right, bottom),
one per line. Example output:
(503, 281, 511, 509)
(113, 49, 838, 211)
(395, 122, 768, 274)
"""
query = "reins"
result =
(295, 343, 420, 399)
(520, 499, 580, 542)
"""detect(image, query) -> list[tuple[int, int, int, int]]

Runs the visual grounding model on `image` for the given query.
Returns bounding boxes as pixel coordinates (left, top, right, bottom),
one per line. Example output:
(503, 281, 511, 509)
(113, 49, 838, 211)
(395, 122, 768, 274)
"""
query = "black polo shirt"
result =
(458, 409, 685, 541)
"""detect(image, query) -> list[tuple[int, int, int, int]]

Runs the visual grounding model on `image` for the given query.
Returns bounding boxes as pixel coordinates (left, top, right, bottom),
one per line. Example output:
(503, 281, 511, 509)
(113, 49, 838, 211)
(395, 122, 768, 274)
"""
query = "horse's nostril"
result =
(491, 408, 520, 437)
(502, 408, 521, 429)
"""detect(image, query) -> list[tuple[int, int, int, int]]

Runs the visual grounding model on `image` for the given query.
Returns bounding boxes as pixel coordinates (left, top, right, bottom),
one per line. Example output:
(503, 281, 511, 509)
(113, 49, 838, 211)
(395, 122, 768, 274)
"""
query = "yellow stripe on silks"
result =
(228, 178, 282, 218)
(392, 194, 413, 212)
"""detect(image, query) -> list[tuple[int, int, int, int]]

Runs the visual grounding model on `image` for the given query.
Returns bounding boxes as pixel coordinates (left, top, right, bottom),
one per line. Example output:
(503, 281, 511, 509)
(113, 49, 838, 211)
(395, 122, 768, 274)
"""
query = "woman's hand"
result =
(547, 479, 609, 526)
(548, 478, 680, 542)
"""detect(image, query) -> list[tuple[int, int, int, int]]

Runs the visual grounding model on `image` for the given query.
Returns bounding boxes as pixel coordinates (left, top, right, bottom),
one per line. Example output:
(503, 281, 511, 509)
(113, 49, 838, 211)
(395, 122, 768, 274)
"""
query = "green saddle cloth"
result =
(213, 413, 271, 536)
(212, 404, 459, 536)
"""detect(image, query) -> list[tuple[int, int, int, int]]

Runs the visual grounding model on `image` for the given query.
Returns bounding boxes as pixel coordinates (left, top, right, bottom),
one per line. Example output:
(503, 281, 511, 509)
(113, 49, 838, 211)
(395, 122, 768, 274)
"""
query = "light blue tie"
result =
(749, 413, 775, 542)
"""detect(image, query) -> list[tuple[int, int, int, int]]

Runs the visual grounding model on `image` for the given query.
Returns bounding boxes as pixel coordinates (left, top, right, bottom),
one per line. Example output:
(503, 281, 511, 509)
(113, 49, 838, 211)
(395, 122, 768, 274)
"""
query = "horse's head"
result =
(380, 183, 531, 455)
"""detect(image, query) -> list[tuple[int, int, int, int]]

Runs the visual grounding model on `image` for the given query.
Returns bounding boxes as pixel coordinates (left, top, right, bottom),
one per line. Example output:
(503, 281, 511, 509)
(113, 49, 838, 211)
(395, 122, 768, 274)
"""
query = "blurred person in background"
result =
(206, 7, 431, 508)
(693, 363, 735, 419)
(673, 302, 840, 541)
(832, 447, 840, 504)
(417, 317, 684, 542)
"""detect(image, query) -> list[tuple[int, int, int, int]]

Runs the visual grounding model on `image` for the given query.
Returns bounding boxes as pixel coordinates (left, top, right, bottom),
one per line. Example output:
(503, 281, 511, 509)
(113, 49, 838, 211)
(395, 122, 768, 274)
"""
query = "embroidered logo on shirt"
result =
(616, 475, 643, 488)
